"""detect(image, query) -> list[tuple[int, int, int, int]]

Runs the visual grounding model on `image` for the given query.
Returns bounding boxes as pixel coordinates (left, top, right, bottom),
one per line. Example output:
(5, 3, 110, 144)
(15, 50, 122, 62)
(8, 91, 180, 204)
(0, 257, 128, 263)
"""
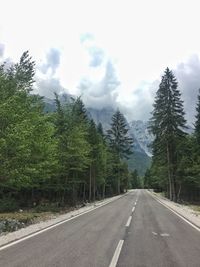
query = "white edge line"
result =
(125, 216, 132, 227)
(149, 192, 200, 232)
(0, 193, 129, 251)
(132, 207, 135, 213)
(109, 240, 124, 267)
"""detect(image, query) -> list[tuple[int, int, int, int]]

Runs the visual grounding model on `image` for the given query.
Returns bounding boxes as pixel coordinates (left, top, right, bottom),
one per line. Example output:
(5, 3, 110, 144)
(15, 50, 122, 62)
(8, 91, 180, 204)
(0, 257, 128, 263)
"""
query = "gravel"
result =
(152, 191, 200, 228)
(0, 193, 129, 247)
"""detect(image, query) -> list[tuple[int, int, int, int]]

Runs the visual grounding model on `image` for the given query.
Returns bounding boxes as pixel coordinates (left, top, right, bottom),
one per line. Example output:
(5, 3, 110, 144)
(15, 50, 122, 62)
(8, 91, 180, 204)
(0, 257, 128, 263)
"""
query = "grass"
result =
(0, 211, 55, 225)
(0, 204, 78, 226)
(188, 205, 200, 213)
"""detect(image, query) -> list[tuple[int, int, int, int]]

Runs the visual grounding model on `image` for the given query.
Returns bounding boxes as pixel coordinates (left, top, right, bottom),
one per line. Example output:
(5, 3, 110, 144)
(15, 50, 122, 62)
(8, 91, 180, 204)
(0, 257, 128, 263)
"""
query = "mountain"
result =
(87, 107, 114, 131)
(129, 120, 154, 157)
(87, 108, 151, 175)
(42, 94, 151, 176)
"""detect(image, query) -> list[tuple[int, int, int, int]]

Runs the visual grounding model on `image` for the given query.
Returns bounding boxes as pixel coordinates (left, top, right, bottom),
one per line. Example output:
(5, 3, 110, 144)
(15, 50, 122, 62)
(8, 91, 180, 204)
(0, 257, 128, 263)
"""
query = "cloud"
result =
(81, 33, 105, 67)
(88, 46, 104, 67)
(35, 48, 66, 98)
(35, 77, 65, 99)
(118, 80, 159, 122)
(78, 60, 120, 109)
(0, 43, 5, 58)
(174, 55, 200, 124)
(137, 56, 200, 124)
(39, 48, 61, 75)
(80, 33, 94, 44)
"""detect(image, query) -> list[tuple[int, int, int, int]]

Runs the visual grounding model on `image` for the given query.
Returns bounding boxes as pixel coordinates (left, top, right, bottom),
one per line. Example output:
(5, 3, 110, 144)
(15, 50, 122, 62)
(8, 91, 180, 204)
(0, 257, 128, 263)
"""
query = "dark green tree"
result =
(107, 109, 133, 193)
(130, 170, 141, 189)
(149, 68, 187, 201)
(107, 110, 133, 159)
(195, 89, 200, 147)
(0, 52, 56, 201)
(54, 95, 91, 204)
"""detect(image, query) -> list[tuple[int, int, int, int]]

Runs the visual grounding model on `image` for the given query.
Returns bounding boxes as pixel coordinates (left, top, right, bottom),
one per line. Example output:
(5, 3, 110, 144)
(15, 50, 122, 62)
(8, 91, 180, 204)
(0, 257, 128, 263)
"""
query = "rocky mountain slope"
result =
(43, 95, 151, 175)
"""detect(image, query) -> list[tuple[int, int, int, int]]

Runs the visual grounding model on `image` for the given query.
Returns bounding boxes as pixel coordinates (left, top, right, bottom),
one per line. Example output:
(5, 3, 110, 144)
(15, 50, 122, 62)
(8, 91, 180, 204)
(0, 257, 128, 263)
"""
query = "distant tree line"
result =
(0, 52, 136, 211)
(144, 68, 200, 203)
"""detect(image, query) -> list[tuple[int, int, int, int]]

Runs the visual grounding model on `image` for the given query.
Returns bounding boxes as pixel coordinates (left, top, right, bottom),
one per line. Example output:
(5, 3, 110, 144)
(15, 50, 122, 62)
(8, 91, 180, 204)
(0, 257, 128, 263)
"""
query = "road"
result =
(0, 190, 200, 267)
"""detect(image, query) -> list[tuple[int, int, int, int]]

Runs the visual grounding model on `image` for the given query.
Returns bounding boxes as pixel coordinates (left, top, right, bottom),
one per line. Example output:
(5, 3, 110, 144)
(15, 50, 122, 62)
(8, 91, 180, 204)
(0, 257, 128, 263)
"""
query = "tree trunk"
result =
(117, 176, 120, 195)
(93, 167, 96, 202)
(83, 182, 85, 202)
(102, 183, 105, 199)
(167, 143, 172, 200)
(177, 183, 181, 202)
(89, 165, 92, 202)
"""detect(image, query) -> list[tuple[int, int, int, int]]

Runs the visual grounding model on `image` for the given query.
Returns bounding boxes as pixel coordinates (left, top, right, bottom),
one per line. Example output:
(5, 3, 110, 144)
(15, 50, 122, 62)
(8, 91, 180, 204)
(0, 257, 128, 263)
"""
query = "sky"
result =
(0, 0, 200, 124)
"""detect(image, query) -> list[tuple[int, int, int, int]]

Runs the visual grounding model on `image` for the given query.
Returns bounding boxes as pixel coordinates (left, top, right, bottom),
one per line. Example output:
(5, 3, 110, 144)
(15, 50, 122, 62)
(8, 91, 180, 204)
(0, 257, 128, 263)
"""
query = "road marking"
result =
(150, 193, 200, 232)
(0, 193, 130, 251)
(132, 207, 135, 213)
(109, 240, 124, 267)
(152, 231, 158, 235)
(135, 201, 137, 205)
(152, 231, 170, 237)
(160, 233, 170, 237)
(125, 216, 132, 227)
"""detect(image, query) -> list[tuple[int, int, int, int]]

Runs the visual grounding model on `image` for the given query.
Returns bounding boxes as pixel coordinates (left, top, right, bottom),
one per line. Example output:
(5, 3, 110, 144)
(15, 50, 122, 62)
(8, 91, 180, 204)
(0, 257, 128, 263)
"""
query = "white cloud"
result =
(0, 0, 200, 122)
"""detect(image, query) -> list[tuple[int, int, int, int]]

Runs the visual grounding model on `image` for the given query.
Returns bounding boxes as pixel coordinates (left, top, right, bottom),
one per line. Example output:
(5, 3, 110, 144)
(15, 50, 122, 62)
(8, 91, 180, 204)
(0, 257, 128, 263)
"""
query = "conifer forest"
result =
(0, 52, 199, 213)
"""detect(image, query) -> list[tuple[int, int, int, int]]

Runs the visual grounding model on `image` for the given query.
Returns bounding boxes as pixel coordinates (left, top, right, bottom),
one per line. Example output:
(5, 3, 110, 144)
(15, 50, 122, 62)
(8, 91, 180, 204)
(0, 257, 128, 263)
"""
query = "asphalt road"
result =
(0, 190, 200, 267)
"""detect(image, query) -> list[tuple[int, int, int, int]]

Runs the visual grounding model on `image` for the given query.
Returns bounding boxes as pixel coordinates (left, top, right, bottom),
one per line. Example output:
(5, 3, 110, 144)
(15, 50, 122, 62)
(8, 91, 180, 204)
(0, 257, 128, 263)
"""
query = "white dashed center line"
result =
(125, 216, 132, 227)
(109, 240, 124, 267)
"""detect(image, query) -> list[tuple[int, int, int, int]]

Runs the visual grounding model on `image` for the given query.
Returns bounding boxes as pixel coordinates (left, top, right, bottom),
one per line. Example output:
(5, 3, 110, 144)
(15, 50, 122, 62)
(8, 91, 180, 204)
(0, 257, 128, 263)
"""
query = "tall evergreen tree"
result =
(54, 95, 91, 204)
(107, 109, 133, 193)
(107, 110, 133, 160)
(149, 68, 187, 201)
(195, 89, 200, 147)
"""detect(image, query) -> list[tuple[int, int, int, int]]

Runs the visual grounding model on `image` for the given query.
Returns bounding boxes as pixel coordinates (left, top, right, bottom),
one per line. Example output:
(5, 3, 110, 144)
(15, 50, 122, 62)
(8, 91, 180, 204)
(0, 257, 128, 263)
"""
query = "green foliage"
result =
(148, 69, 200, 202)
(127, 151, 151, 176)
(195, 89, 200, 147)
(1, 51, 199, 209)
(130, 170, 142, 189)
(107, 109, 133, 160)
(106, 110, 133, 193)
(149, 68, 187, 201)
(0, 52, 56, 190)
(0, 198, 19, 212)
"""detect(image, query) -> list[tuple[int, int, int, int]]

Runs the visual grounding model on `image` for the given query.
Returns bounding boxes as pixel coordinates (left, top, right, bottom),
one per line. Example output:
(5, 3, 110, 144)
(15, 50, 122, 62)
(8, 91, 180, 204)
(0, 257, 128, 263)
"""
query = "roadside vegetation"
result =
(0, 52, 199, 234)
(0, 52, 138, 233)
(144, 68, 200, 203)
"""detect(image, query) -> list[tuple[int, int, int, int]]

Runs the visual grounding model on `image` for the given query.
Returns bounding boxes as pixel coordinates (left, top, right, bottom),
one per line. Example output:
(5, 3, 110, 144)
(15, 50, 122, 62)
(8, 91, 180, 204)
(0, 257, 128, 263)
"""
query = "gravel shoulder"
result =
(150, 190, 200, 228)
(0, 191, 131, 247)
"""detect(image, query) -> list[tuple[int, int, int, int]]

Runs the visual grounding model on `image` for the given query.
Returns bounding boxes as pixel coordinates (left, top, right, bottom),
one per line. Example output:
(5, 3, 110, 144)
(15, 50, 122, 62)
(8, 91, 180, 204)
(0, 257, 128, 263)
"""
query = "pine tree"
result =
(149, 68, 187, 201)
(195, 89, 200, 147)
(0, 52, 55, 192)
(54, 95, 91, 204)
(107, 110, 133, 160)
(107, 109, 133, 193)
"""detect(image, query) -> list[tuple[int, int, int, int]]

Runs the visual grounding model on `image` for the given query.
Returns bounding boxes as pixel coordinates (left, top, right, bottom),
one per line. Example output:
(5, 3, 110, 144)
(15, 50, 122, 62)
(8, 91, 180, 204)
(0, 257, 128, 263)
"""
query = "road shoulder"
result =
(148, 190, 200, 229)
(0, 191, 133, 248)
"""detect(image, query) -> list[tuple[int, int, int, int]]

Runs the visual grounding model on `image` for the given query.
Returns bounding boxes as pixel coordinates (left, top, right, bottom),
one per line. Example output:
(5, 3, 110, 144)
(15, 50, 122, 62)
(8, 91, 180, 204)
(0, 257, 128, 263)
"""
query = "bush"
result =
(0, 198, 19, 212)
(0, 219, 24, 233)
(34, 203, 61, 213)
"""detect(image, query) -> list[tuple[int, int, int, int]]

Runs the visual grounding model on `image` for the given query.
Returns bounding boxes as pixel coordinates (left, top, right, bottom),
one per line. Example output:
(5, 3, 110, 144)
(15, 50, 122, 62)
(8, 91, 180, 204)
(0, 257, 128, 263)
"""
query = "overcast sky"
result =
(0, 0, 200, 124)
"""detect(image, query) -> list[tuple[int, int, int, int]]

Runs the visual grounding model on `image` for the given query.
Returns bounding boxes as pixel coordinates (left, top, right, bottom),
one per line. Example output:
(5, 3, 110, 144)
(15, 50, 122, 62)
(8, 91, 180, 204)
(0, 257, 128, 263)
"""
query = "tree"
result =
(195, 89, 200, 147)
(130, 170, 141, 189)
(107, 110, 133, 159)
(149, 68, 187, 201)
(107, 110, 133, 193)
(0, 52, 56, 206)
(54, 95, 91, 204)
